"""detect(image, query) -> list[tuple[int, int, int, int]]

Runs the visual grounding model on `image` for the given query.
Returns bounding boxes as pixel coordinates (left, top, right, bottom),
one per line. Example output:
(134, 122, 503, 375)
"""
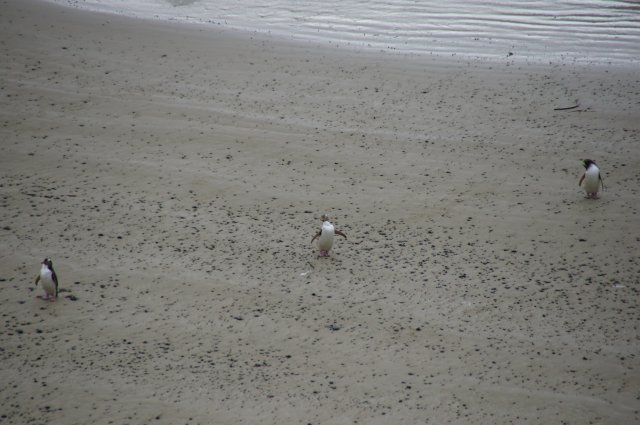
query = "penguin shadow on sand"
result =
(310, 214, 348, 262)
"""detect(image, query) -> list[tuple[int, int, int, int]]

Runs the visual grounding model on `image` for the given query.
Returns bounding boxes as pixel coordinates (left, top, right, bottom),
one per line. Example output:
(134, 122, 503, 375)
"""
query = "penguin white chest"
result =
(583, 166, 600, 193)
(40, 266, 56, 296)
(317, 222, 335, 252)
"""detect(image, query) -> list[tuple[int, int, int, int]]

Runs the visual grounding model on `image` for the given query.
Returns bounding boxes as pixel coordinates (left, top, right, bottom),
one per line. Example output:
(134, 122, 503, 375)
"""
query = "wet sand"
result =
(1, 0, 639, 423)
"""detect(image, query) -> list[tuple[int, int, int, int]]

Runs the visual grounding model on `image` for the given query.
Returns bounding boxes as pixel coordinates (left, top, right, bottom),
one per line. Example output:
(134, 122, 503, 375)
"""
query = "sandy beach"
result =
(1, 0, 639, 423)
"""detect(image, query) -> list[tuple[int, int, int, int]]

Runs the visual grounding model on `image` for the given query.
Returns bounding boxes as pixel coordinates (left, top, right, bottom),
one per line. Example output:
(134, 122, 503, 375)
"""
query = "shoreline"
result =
(1, 0, 639, 424)
(41, 0, 640, 67)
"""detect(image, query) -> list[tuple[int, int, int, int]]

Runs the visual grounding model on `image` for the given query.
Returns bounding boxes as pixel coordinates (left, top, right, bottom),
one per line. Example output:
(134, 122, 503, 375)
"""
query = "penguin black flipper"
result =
(52, 270, 59, 298)
(335, 229, 347, 239)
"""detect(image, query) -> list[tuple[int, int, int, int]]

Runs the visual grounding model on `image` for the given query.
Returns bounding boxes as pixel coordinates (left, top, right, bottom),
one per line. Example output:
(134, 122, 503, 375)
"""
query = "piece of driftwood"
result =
(554, 103, 580, 111)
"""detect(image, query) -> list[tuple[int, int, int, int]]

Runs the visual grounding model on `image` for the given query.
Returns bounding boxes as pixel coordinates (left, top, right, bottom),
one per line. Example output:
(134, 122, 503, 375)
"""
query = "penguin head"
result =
(582, 159, 596, 169)
(320, 214, 330, 223)
(42, 258, 53, 270)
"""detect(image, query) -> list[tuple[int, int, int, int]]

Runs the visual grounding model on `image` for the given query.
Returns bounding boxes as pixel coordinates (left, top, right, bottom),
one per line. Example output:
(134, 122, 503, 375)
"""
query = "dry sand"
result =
(1, 0, 639, 423)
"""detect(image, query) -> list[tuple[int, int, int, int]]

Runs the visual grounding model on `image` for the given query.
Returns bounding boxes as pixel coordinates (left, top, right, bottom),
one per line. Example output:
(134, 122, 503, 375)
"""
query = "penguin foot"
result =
(318, 250, 330, 257)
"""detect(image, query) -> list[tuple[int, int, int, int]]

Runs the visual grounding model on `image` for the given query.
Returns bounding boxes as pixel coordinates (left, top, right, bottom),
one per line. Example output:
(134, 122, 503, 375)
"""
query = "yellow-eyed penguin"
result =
(311, 214, 347, 257)
(578, 159, 604, 199)
(34, 258, 58, 301)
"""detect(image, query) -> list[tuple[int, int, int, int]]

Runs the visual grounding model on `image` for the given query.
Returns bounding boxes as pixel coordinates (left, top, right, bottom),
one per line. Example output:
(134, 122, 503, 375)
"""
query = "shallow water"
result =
(46, 0, 640, 63)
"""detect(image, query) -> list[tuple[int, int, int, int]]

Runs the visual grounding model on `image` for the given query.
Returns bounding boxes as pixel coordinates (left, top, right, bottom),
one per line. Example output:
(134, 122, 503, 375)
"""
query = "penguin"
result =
(311, 214, 347, 257)
(34, 258, 58, 301)
(578, 159, 604, 199)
